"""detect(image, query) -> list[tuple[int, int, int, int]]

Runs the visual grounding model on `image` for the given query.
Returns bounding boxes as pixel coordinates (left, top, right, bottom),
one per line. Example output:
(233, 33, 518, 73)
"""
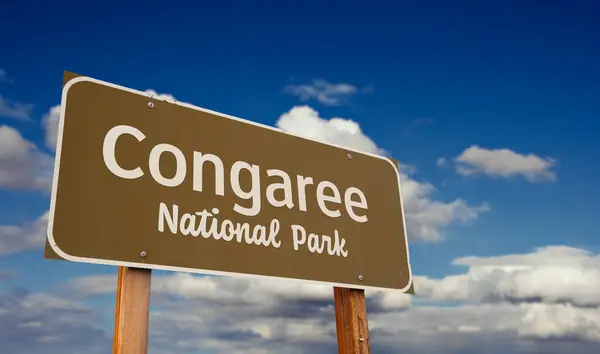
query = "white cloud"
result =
(61, 274, 116, 298)
(276, 105, 385, 155)
(64, 272, 408, 353)
(284, 79, 359, 106)
(519, 303, 600, 341)
(41, 105, 60, 151)
(153, 273, 333, 305)
(0, 96, 33, 121)
(66, 272, 411, 311)
(400, 176, 490, 242)
(276, 106, 489, 242)
(64, 245, 600, 315)
(0, 125, 54, 191)
(454, 146, 557, 182)
(370, 245, 600, 345)
(436, 157, 447, 167)
(0, 269, 17, 281)
(0, 287, 110, 354)
(0, 211, 48, 257)
(415, 245, 600, 307)
(371, 303, 522, 339)
(147, 299, 598, 353)
(144, 89, 177, 102)
(54, 245, 600, 353)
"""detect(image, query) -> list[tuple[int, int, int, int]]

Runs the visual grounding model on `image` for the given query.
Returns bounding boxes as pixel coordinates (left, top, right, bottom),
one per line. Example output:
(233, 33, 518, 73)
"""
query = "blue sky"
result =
(1, 1, 600, 353)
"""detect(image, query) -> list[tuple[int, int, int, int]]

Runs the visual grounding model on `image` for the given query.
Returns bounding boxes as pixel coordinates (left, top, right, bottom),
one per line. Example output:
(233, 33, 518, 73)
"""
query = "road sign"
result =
(46, 72, 413, 291)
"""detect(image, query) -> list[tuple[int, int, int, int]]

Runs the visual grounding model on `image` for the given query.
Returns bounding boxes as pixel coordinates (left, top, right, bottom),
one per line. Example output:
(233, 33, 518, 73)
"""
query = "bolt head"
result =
(148, 102, 155, 108)
(140, 251, 147, 258)
(358, 274, 364, 281)
(347, 153, 352, 159)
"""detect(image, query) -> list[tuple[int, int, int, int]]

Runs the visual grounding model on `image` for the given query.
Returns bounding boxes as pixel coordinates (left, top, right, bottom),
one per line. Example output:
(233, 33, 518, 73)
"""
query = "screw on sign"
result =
(44, 71, 413, 354)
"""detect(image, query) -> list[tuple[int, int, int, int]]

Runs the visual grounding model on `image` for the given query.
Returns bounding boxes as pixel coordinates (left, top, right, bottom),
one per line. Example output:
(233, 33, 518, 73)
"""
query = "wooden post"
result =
(113, 266, 152, 354)
(334, 287, 371, 354)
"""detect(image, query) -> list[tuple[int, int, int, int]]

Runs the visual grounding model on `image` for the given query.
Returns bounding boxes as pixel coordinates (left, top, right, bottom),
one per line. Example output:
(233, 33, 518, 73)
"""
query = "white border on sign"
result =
(47, 75, 414, 293)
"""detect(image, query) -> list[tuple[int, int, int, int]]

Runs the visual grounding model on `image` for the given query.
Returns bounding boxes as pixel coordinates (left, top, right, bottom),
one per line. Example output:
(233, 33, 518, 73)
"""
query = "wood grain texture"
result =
(113, 266, 152, 354)
(334, 287, 371, 354)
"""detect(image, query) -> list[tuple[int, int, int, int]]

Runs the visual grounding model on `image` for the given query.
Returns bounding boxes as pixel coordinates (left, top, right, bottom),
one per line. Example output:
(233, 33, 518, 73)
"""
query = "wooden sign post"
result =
(334, 287, 370, 354)
(113, 267, 152, 354)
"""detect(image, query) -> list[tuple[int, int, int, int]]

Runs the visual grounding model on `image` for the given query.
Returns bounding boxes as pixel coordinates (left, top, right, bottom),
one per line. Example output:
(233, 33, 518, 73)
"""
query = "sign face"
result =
(46, 72, 413, 291)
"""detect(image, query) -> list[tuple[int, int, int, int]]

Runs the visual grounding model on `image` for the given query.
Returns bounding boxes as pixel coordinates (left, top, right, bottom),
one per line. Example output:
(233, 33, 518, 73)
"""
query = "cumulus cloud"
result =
(0, 125, 54, 191)
(63, 272, 409, 353)
(0, 211, 48, 257)
(41, 105, 60, 151)
(399, 174, 490, 241)
(0, 269, 18, 281)
(148, 246, 600, 347)
(453, 146, 558, 182)
(0, 96, 33, 121)
(4, 290, 595, 354)
(0, 287, 110, 354)
(146, 300, 598, 354)
(284, 79, 360, 106)
(519, 303, 600, 341)
(59, 245, 600, 353)
(65, 272, 411, 312)
(277, 106, 489, 242)
(276, 105, 385, 155)
(144, 89, 177, 102)
(416, 246, 600, 308)
(370, 302, 600, 354)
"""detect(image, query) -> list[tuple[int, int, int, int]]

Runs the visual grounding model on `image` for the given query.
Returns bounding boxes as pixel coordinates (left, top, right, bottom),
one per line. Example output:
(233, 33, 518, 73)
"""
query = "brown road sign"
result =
(46, 71, 413, 291)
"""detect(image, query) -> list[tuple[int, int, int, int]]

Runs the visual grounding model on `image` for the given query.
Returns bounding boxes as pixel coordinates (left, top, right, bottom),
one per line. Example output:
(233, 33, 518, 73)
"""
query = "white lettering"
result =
(159, 203, 281, 248)
(322, 235, 334, 255)
(316, 181, 342, 218)
(265, 169, 294, 209)
(195, 209, 212, 238)
(230, 161, 261, 217)
(333, 230, 348, 257)
(296, 175, 313, 212)
(208, 208, 221, 239)
(268, 219, 281, 248)
(308, 233, 324, 254)
(180, 213, 196, 236)
(158, 202, 178, 233)
(149, 143, 187, 187)
(291, 224, 306, 251)
(344, 187, 368, 223)
(193, 152, 225, 196)
(103, 125, 146, 179)
(221, 220, 235, 241)
(105, 124, 372, 224)
(290, 224, 348, 257)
